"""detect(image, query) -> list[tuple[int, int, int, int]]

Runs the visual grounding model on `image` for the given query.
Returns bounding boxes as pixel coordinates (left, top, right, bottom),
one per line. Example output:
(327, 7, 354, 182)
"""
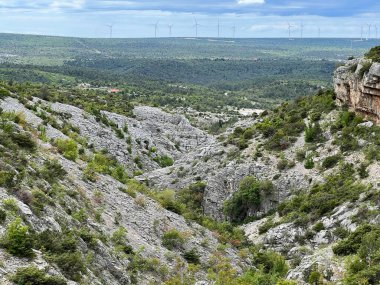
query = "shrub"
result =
(258, 219, 276, 234)
(31, 189, 50, 215)
(312, 221, 325, 232)
(252, 250, 288, 277)
(0, 171, 15, 187)
(333, 224, 374, 256)
(35, 230, 77, 254)
(0, 209, 6, 224)
(304, 155, 314, 169)
(243, 128, 254, 140)
(40, 159, 66, 183)
(349, 63, 358, 73)
(56, 139, 78, 161)
(295, 149, 306, 162)
(155, 189, 183, 214)
(154, 155, 174, 167)
(11, 266, 67, 285)
(305, 123, 322, 143)
(51, 252, 85, 281)
(357, 163, 369, 179)
(277, 159, 288, 171)
(11, 132, 36, 150)
(112, 227, 133, 254)
(358, 61, 372, 79)
(224, 176, 274, 223)
(1, 218, 34, 257)
(322, 155, 341, 169)
(333, 227, 349, 239)
(0, 88, 11, 98)
(162, 229, 184, 250)
(365, 46, 380, 62)
(178, 181, 206, 210)
(183, 248, 200, 264)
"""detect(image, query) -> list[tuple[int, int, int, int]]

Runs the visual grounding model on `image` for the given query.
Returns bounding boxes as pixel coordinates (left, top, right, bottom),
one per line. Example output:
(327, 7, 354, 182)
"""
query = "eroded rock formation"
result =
(334, 59, 380, 122)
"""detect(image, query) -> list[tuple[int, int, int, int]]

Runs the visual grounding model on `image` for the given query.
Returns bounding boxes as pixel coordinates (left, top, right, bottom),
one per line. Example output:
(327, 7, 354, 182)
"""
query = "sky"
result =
(0, 0, 379, 38)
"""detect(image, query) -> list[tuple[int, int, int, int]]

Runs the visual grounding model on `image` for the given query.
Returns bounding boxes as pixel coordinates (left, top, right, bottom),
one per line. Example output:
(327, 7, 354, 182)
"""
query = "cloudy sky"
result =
(0, 0, 379, 38)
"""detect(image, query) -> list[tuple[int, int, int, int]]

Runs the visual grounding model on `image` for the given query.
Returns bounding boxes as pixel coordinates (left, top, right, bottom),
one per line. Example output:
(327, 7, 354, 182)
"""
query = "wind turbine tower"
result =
(375, 25, 378, 39)
(232, 25, 236, 39)
(217, 18, 220, 38)
(154, 21, 159, 38)
(361, 26, 364, 41)
(287, 23, 294, 40)
(194, 18, 200, 38)
(367, 23, 372, 40)
(106, 24, 113, 39)
(168, 24, 173, 37)
(300, 22, 305, 39)
(318, 27, 321, 38)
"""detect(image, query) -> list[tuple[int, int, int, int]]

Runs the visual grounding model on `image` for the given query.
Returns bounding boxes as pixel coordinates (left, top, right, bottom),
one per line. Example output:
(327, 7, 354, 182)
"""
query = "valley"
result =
(1, 35, 380, 285)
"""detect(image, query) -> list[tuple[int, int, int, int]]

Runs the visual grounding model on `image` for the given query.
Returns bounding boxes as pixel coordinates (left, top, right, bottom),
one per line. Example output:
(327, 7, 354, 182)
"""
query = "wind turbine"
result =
(153, 21, 160, 38)
(287, 23, 294, 40)
(318, 26, 321, 38)
(361, 25, 364, 41)
(300, 21, 305, 39)
(231, 25, 236, 38)
(193, 17, 201, 38)
(168, 24, 173, 37)
(367, 23, 372, 40)
(106, 24, 113, 39)
(217, 18, 220, 38)
(375, 25, 378, 39)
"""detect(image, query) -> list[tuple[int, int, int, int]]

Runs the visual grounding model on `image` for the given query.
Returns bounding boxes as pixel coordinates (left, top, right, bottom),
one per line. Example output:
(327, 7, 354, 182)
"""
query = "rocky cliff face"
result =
(334, 59, 380, 122)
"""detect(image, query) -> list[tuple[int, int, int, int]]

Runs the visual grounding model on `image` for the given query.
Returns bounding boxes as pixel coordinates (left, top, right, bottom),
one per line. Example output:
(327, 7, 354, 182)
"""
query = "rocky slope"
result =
(0, 94, 248, 284)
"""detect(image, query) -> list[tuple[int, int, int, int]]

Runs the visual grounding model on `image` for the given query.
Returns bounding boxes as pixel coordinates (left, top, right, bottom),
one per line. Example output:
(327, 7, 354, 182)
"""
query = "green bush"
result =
(56, 139, 78, 161)
(252, 250, 288, 277)
(1, 218, 34, 257)
(305, 123, 322, 143)
(0, 209, 6, 224)
(322, 155, 341, 169)
(162, 229, 184, 250)
(155, 189, 184, 214)
(0, 171, 15, 187)
(333, 224, 374, 256)
(224, 176, 274, 223)
(35, 230, 77, 254)
(359, 61, 372, 79)
(312, 222, 325, 232)
(31, 189, 51, 215)
(11, 266, 67, 285)
(11, 132, 36, 150)
(51, 252, 85, 281)
(154, 155, 174, 167)
(295, 149, 306, 162)
(183, 248, 200, 264)
(365, 46, 380, 62)
(304, 155, 314, 169)
(0, 88, 11, 98)
(40, 159, 66, 183)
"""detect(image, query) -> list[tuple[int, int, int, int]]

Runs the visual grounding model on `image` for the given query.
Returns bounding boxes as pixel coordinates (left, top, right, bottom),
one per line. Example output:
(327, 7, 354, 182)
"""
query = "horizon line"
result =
(0, 32, 378, 41)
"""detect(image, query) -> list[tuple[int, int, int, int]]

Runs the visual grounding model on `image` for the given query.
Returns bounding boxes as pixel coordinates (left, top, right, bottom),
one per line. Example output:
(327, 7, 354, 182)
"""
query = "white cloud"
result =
(50, 0, 85, 9)
(237, 0, 265, 5)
